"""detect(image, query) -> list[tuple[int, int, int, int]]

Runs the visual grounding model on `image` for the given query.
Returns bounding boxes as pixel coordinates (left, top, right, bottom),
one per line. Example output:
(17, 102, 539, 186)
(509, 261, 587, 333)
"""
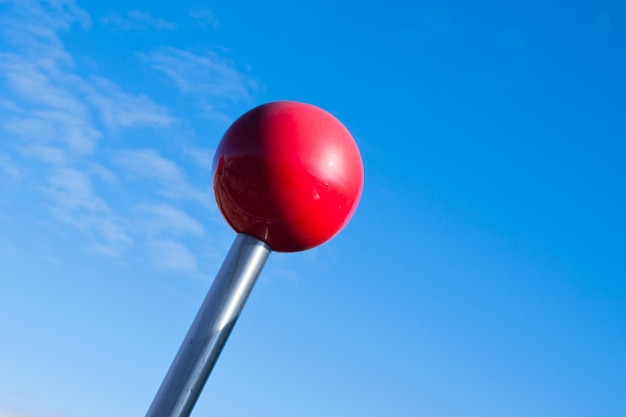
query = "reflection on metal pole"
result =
(145, 233, 271, 417)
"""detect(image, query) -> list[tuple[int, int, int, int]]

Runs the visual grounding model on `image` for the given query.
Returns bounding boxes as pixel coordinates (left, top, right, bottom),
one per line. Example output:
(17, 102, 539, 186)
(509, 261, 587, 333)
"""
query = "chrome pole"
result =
(145, 233, 271, 417)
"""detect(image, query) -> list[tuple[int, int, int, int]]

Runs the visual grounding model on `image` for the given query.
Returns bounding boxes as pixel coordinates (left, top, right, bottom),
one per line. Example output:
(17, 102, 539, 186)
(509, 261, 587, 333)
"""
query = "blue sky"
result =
(1, 0, 625, 416)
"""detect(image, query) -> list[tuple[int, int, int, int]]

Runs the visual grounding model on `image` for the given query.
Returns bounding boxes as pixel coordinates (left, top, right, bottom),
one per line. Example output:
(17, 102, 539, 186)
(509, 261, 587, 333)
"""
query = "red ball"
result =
(213, 101, 364, 252)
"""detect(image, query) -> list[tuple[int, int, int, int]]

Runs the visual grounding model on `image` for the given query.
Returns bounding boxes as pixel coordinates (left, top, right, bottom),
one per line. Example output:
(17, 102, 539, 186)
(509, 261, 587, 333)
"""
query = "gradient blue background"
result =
(1, 1, 625, 416)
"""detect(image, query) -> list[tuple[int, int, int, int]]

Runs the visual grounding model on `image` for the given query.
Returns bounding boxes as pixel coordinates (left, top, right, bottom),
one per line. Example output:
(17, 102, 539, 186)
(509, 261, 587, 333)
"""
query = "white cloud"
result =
(140, 204, 204, 237)
(0, 0, 90, 58)
(83, 76, 175, 130)
(116, 149, 183, 181)
(0, 0, 246, 274)
(1, 56, 79, 110)
(0, 54, 101, 155)
(149, 239, 200, 274)
(0, 0, 183, 261)
(0, 0, 175, 156)
(101, 10, 176, 31)
(0, 154, 23, 183)
(0, 56, 173, 155)
(0, 1, 135, 257)
(84, 162, 117, 184)
(42, 168, 132, 256)
(184, 147, 216, 171)
(145, 47, 258, 105)
(116, 149, 212, 205)
(20, 145, 67, 165)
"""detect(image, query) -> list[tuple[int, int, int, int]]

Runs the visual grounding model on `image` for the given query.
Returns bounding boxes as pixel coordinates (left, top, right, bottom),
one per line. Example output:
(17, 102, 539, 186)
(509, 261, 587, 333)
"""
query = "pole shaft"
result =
(145, 234, 271, 417)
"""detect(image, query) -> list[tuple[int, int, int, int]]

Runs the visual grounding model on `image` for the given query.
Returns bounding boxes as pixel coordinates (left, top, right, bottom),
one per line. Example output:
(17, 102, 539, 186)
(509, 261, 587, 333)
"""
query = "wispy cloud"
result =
(149, 239, 201, 275)
(184, 147, 216, 171)
(0, 0, 90, 57)
(0, 0, 243, 276)
(0, 153, 23, 184)
(0, 54, 101, 155)
(102, 10, 176, 31)
(116, 149, 182, 181)
(0, 2, 175, 156)
(116, 149, 212, 205)
(84, 77, 175, 130)
(134, 203, 215, 279)
(144, 47, 258, 116)
(42, 168, 132, 257)
(19, 144, 67, 165)
(85, 162, 117, 184)
(139, 204, 204, 237)
(1, 33, 118, 252)
(0, 0, 182, 261)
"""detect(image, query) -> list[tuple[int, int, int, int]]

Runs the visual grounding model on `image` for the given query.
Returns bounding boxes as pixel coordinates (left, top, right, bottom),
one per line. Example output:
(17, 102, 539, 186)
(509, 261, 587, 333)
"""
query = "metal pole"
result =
(145, 233, 271, 417)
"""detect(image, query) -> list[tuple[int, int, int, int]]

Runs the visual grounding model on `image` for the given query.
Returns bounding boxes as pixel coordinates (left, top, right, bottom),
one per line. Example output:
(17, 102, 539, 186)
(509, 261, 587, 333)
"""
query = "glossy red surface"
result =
(213, 101, 364, 252)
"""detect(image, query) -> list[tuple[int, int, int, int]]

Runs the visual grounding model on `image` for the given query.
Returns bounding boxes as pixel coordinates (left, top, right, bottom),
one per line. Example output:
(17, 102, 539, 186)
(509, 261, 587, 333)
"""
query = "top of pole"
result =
(213, 101, 364, 252)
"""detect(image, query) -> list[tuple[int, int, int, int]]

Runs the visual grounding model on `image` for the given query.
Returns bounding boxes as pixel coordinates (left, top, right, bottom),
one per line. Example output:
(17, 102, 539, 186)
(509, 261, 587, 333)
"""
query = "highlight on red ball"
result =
(212, 101, 364, 252)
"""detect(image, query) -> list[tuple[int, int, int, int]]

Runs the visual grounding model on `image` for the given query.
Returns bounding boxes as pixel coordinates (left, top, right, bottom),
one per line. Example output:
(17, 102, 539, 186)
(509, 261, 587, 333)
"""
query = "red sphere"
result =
(213, 101, 364, 252)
